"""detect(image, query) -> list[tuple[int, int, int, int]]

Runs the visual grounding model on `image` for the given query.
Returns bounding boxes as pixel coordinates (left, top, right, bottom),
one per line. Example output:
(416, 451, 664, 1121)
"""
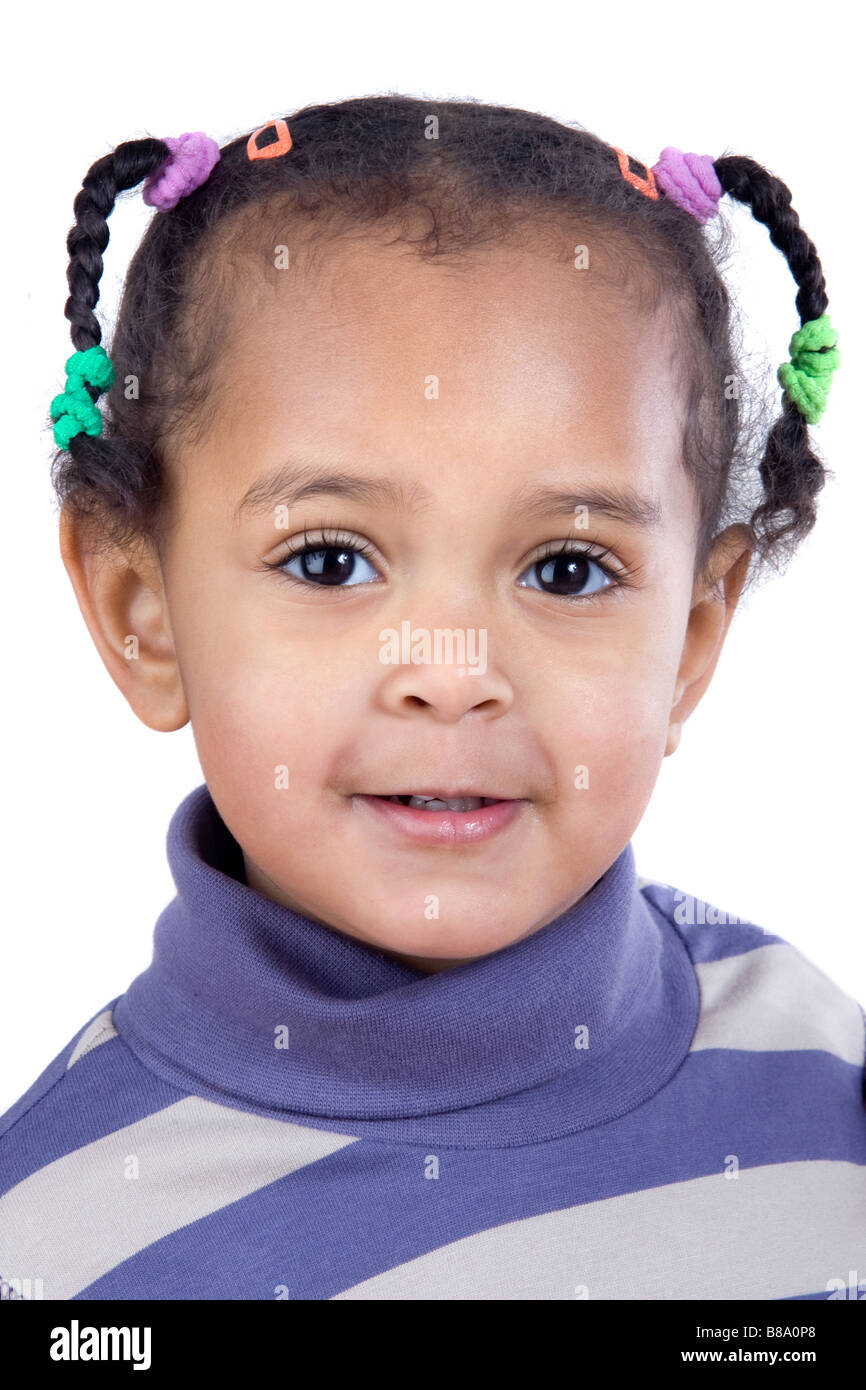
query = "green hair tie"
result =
(776, 313, 840, 425)
(50, 345, 115, 448)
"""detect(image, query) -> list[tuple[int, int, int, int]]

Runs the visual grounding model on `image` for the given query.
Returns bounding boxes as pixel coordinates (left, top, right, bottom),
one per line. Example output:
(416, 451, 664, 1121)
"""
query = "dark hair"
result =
(49, 94, 835, 595)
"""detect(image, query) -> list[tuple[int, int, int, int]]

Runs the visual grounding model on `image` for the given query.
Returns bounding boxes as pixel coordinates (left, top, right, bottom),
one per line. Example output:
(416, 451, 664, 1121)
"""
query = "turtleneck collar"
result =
(113, 784, 698, 1148)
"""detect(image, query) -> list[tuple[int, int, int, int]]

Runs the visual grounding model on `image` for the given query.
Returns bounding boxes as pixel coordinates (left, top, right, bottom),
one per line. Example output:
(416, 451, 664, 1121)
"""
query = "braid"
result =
(65, 139, 169, 352)
(52, 139, 171, 538)
(713, 155, 832, 565)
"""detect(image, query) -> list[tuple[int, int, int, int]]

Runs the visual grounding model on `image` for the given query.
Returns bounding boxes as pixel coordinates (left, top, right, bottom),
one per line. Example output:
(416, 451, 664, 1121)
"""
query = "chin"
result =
(363, 916, 529, 963)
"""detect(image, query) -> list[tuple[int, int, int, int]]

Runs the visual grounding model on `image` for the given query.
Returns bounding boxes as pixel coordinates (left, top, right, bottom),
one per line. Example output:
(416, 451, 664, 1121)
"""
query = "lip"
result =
(353, 794, 528, 845)
(370, 790, 515, 801)
(369, 789, 517, 800)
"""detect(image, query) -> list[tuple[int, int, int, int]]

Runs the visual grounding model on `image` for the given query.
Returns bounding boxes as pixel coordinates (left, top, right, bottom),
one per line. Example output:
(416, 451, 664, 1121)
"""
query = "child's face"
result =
(66, 227, 750, 972)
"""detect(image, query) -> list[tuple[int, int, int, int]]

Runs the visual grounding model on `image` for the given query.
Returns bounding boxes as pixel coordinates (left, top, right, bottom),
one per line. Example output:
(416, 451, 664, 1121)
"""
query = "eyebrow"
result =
(235, 460, 663, 529)
(235, 462, 429, 521)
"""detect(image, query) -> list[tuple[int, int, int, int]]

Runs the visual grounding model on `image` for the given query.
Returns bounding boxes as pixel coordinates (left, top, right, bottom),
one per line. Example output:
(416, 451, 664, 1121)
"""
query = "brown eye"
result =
(286, 545, 371, 586)
(267, 530, 382, 589)
(518, 546, 618, 600)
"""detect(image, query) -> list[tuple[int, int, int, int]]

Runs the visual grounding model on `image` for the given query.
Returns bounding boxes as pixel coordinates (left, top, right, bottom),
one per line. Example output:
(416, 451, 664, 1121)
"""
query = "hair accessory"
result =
(611, 146, 658, 200)
(141, 132, 221, 211)
(651, 148, 723, 224)
(247, 118, 293, 161)
(776, 313, 840, 425)
(50, 345, 114, 448)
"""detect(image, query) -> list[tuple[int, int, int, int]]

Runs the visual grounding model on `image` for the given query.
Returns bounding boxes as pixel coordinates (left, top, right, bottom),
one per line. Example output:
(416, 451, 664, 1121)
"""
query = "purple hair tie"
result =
(142, 132, 221, 211)
(652, 147, 723, 225)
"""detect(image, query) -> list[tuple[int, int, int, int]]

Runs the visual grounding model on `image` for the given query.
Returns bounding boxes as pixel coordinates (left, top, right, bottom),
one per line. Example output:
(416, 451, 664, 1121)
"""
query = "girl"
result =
(0, 96, 862, 1300)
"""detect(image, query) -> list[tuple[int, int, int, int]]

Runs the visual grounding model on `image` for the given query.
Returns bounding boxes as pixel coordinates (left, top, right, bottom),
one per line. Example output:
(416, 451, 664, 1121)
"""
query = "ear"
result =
(665, 525, 753, 757)
(59, 504, 189, 733)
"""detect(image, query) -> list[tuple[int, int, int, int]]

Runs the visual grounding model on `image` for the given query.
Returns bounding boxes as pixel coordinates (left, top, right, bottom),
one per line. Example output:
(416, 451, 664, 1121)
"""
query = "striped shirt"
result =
(2, 783, 865, 1300)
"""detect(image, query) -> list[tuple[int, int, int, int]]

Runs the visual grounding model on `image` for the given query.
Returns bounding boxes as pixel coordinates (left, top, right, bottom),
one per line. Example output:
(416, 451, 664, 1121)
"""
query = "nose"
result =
(376, 630, 514, 722)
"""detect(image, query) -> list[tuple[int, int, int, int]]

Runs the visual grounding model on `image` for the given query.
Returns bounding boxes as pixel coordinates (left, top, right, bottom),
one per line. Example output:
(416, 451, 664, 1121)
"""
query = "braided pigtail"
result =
(49, 140, 176, 539)
(63, 140, 170, 356)
(49, 133, 220, 549)
(712, 156, 839, 566)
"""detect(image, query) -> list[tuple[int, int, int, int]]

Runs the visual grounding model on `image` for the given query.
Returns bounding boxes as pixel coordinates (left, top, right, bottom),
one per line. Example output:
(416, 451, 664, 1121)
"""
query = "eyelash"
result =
(262, 526, 641, 603)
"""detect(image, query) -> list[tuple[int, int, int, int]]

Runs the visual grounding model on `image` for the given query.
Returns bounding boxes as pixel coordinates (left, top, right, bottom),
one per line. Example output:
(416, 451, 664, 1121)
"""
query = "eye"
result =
(264, 530, 633, 600)
(266, 529, 381, 588)
(517, 541, 621, 601)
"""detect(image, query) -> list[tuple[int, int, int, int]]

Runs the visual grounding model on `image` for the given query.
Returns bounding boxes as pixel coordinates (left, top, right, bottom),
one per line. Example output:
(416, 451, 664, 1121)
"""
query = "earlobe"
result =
(664, 721, 682, 757)
(58, 505, 189, 733)
(664, 679, 686, 756)
(666, 525, 753, 751)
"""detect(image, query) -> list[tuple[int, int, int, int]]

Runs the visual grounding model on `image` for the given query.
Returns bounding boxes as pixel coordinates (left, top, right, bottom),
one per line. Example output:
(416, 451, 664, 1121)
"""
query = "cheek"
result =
(539, 645, 674, 811)
(190, 647, 355, 811)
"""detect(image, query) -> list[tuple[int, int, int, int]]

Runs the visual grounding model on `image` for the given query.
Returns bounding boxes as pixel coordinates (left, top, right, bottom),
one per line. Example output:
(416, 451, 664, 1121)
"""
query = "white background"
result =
(2, 0, 863, 1114)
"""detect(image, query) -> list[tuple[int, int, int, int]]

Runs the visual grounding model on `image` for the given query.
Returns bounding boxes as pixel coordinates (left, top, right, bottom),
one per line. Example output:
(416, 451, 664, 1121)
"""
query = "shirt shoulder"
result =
(636, 874, 866, 1093)
(0, 1002, 189, 1200)
(0, 1001, 197, 1300)
(0, 1003, 120, 1146)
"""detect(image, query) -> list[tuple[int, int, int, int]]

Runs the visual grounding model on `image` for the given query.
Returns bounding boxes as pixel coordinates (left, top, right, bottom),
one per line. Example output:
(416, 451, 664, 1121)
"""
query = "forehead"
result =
(179, 226, 697, 532)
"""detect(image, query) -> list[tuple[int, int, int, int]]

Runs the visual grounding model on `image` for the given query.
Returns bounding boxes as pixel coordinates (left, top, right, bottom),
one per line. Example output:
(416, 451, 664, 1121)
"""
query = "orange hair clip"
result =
(247, 118, 293, 161)
(611, 146, 658, 200)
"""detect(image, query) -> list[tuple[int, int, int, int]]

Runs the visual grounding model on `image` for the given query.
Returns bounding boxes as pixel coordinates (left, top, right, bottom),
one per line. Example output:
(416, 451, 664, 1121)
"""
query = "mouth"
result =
(353, 792, 527, 845)
(374, 794, 508, 812)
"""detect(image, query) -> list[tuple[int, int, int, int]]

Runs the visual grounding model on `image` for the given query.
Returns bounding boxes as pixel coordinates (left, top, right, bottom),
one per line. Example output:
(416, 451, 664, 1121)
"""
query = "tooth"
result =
(406, 795, 483, 811)
(382, 794, 506, 810)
